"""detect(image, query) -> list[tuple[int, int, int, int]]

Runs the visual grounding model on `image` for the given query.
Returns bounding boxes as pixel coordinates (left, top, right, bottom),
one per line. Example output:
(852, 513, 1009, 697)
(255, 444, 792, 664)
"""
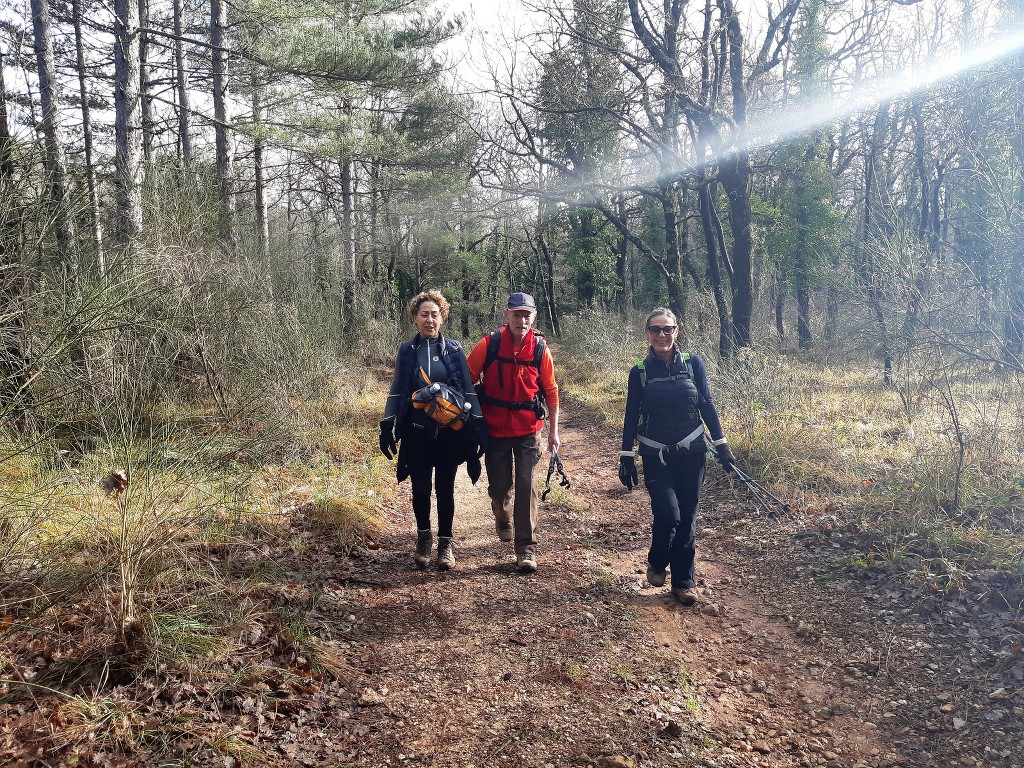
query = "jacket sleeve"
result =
(466, 336, 489, 383)
(620, 366, 642, 453)
(456, 346, 484, 419)
(539, 345, 559, 408)
(382, 347, 406, 425)
(692, 355, 725, 442)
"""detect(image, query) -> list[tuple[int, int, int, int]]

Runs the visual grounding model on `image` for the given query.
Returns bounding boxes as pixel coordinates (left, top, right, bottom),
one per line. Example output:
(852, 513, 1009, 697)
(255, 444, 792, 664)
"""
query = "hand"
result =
(716, 444, 736, 473)
(618, 455, 638, 491)
(473, 420, 490, 458)
(379, 421, 397, 460)
(547, 428, 561, 453)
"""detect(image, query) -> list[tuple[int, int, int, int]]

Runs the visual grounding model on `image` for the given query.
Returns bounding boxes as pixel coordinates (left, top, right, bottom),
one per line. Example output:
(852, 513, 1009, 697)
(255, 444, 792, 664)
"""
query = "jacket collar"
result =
(412, 333, 446, 354)
(646, 345, 681, 369)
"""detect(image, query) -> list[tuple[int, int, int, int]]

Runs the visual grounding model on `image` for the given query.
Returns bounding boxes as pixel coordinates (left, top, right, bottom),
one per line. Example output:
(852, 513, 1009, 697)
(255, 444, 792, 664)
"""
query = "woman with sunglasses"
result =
(618, 308, 736, 605)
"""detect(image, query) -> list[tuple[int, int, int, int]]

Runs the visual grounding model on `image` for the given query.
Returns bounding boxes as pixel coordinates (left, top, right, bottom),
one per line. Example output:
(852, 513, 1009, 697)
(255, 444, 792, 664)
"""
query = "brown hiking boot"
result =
(672, 587, 697, 606)
(494, 520, 514, 542)
(436, 537, 456, 571)
(491, 499, 513, 542)
(414, 529, 432, 569)
(516, 552, 537, 574)
(646, 564, 667, 587)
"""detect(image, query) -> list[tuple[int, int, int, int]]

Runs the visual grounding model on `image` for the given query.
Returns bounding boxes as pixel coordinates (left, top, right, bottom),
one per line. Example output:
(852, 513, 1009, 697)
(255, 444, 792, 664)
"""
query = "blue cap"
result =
(507, 292, 537, 310)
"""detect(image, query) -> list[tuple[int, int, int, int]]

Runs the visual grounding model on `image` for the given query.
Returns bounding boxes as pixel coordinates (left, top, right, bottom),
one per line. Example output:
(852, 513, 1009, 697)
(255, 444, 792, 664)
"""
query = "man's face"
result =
(505, 308, 536, 341)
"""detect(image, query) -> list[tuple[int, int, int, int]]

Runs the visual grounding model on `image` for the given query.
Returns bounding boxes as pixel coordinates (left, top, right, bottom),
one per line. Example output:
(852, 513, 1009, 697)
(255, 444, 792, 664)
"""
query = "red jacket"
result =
(467, 327, 559, 439)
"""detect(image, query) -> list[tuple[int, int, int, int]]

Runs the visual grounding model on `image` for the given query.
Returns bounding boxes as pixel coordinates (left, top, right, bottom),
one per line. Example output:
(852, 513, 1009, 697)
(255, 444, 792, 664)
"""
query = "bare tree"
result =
(31, 0, 79, 271)
(71, 0, 104, 274)
(113, 0, 144, 250)
(172, 0, 193, 166)
(211, 0, 236, 257)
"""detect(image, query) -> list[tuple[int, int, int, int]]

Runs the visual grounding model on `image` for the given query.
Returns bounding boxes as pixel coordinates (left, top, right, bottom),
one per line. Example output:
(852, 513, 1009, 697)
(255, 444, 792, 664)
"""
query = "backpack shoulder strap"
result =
(636, 360, 647, 389)
(481, 330, 502, 375)
(681, 351, 692, 379)
(532, 332, 547, 368)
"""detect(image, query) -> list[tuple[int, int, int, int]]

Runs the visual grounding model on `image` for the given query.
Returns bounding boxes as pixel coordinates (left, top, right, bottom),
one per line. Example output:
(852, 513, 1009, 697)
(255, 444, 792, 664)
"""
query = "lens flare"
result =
(749, 29, 1024, 150)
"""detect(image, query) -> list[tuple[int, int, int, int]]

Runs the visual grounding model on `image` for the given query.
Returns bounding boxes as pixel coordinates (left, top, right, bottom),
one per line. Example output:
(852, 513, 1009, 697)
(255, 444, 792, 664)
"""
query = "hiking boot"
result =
(517, 552, 537, 574)
(494, 520, 514, 542)
(672, 587, 697, 606)
(436, 537, 456, 571)
(646, 564, 667, 587)
(414, 529, 432, 569)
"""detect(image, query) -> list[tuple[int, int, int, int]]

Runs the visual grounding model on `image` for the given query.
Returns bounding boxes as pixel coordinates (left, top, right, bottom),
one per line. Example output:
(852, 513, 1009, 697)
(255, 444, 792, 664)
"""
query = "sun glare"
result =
(749, 28, 1024, 150)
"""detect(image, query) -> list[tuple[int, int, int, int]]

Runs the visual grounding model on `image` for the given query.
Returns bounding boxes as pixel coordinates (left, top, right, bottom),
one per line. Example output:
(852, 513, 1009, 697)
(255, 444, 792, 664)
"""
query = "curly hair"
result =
(406, 290, 451, 322)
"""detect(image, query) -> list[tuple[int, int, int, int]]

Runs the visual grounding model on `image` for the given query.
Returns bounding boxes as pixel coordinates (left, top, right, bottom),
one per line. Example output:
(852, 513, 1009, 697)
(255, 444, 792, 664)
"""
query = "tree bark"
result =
(860, 102, 894, 384)
(172, 0, 193, 166)
(698, 180, 733, 358)
(72, 0, 104, 275)
(717, 0, 755, 350)
(113, 0, 144, 250)
(31, 0, 79, 271)
(211, 0, 236, 257)
(252, 87, 270, 271)
(139, 0, 154, 168)
(340, 112, 355, 321)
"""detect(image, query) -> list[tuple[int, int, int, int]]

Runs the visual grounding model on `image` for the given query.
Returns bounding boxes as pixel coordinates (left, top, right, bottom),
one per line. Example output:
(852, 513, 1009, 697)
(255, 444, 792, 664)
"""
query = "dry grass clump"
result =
(556, 311, 645, 424)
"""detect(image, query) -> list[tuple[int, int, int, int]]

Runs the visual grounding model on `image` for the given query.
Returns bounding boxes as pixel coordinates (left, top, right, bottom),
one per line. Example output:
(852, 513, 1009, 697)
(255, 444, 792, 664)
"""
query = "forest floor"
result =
(4, 397, 1024, 766)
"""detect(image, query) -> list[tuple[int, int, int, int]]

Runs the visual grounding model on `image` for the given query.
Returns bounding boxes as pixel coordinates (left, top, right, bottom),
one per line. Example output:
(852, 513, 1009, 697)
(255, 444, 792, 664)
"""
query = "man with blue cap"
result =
(467, 292, 560, 574)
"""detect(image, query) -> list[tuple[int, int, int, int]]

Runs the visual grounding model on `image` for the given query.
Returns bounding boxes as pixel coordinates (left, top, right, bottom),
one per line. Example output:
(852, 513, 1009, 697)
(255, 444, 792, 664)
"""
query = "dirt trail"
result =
(328, 400, 914, 768)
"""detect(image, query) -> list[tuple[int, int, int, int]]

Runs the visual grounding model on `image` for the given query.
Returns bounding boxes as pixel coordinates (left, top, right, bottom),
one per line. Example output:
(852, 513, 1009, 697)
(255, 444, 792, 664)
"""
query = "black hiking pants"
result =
(403, 423, 463, 538)
(641, 450, 706, 589)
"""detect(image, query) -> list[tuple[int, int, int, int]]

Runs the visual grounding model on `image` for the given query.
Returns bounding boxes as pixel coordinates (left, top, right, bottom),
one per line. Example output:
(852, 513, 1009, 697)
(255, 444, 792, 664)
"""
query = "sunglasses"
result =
(647, 325, 677, 336)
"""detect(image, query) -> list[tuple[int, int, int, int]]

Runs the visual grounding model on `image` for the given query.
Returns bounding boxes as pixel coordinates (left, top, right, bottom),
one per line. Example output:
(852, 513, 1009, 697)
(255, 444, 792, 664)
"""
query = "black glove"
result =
(618, 455, 638, 491)
(716, 444, 736, 473)
(379, 420, 397, 460)
(473, 420, 490, 459)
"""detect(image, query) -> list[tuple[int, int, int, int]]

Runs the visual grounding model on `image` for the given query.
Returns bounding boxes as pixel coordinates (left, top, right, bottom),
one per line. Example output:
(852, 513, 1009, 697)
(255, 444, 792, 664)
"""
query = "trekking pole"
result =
(541, 448, 571, 501)
(708, 446, 792, 516)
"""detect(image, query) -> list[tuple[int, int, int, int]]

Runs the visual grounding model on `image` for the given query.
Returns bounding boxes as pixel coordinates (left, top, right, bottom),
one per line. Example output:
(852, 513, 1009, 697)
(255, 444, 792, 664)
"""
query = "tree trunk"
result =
(72, 0, 104, 275)
(860, 102, 893, 384)
(113, 0, 144, 250)
(614, 194, 628, 315)
(536, 229, 560, 337)
(211, 0, 236, 257)
(172, 0, 193, 166)
(31, 0, 78, 271)
(718, 0, 755, 350)
(252, 87, 270, 272)
(139, 0, 154, 168)
(774, 279, 785, 346)
(340, 120, 355, 321)
(698, 180, 733, 358)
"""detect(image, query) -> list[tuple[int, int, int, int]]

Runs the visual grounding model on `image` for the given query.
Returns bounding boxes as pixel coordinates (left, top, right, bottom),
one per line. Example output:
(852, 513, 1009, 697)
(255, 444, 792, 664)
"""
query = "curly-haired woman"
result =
(379, 291, 486, 570)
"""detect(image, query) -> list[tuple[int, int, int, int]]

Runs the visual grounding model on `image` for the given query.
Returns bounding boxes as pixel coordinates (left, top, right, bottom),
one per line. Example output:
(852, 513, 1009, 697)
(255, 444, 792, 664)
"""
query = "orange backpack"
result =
(412, 366, 469, 430)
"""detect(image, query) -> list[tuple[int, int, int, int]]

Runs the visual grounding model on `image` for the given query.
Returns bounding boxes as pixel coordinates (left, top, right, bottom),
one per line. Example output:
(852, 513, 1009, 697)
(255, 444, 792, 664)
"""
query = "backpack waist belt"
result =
(637, 424, 705, 465)
(479, 392, 542, 411)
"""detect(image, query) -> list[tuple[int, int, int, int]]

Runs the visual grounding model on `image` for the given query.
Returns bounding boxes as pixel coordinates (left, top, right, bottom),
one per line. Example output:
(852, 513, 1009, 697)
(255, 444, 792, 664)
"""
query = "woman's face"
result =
(645, 314, 678, 354)
(414, 301, 443, 338)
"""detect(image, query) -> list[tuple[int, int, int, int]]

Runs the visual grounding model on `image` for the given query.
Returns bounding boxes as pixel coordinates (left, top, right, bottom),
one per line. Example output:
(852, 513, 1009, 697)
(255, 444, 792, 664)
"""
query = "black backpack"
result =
(478, 330, 548, 417)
